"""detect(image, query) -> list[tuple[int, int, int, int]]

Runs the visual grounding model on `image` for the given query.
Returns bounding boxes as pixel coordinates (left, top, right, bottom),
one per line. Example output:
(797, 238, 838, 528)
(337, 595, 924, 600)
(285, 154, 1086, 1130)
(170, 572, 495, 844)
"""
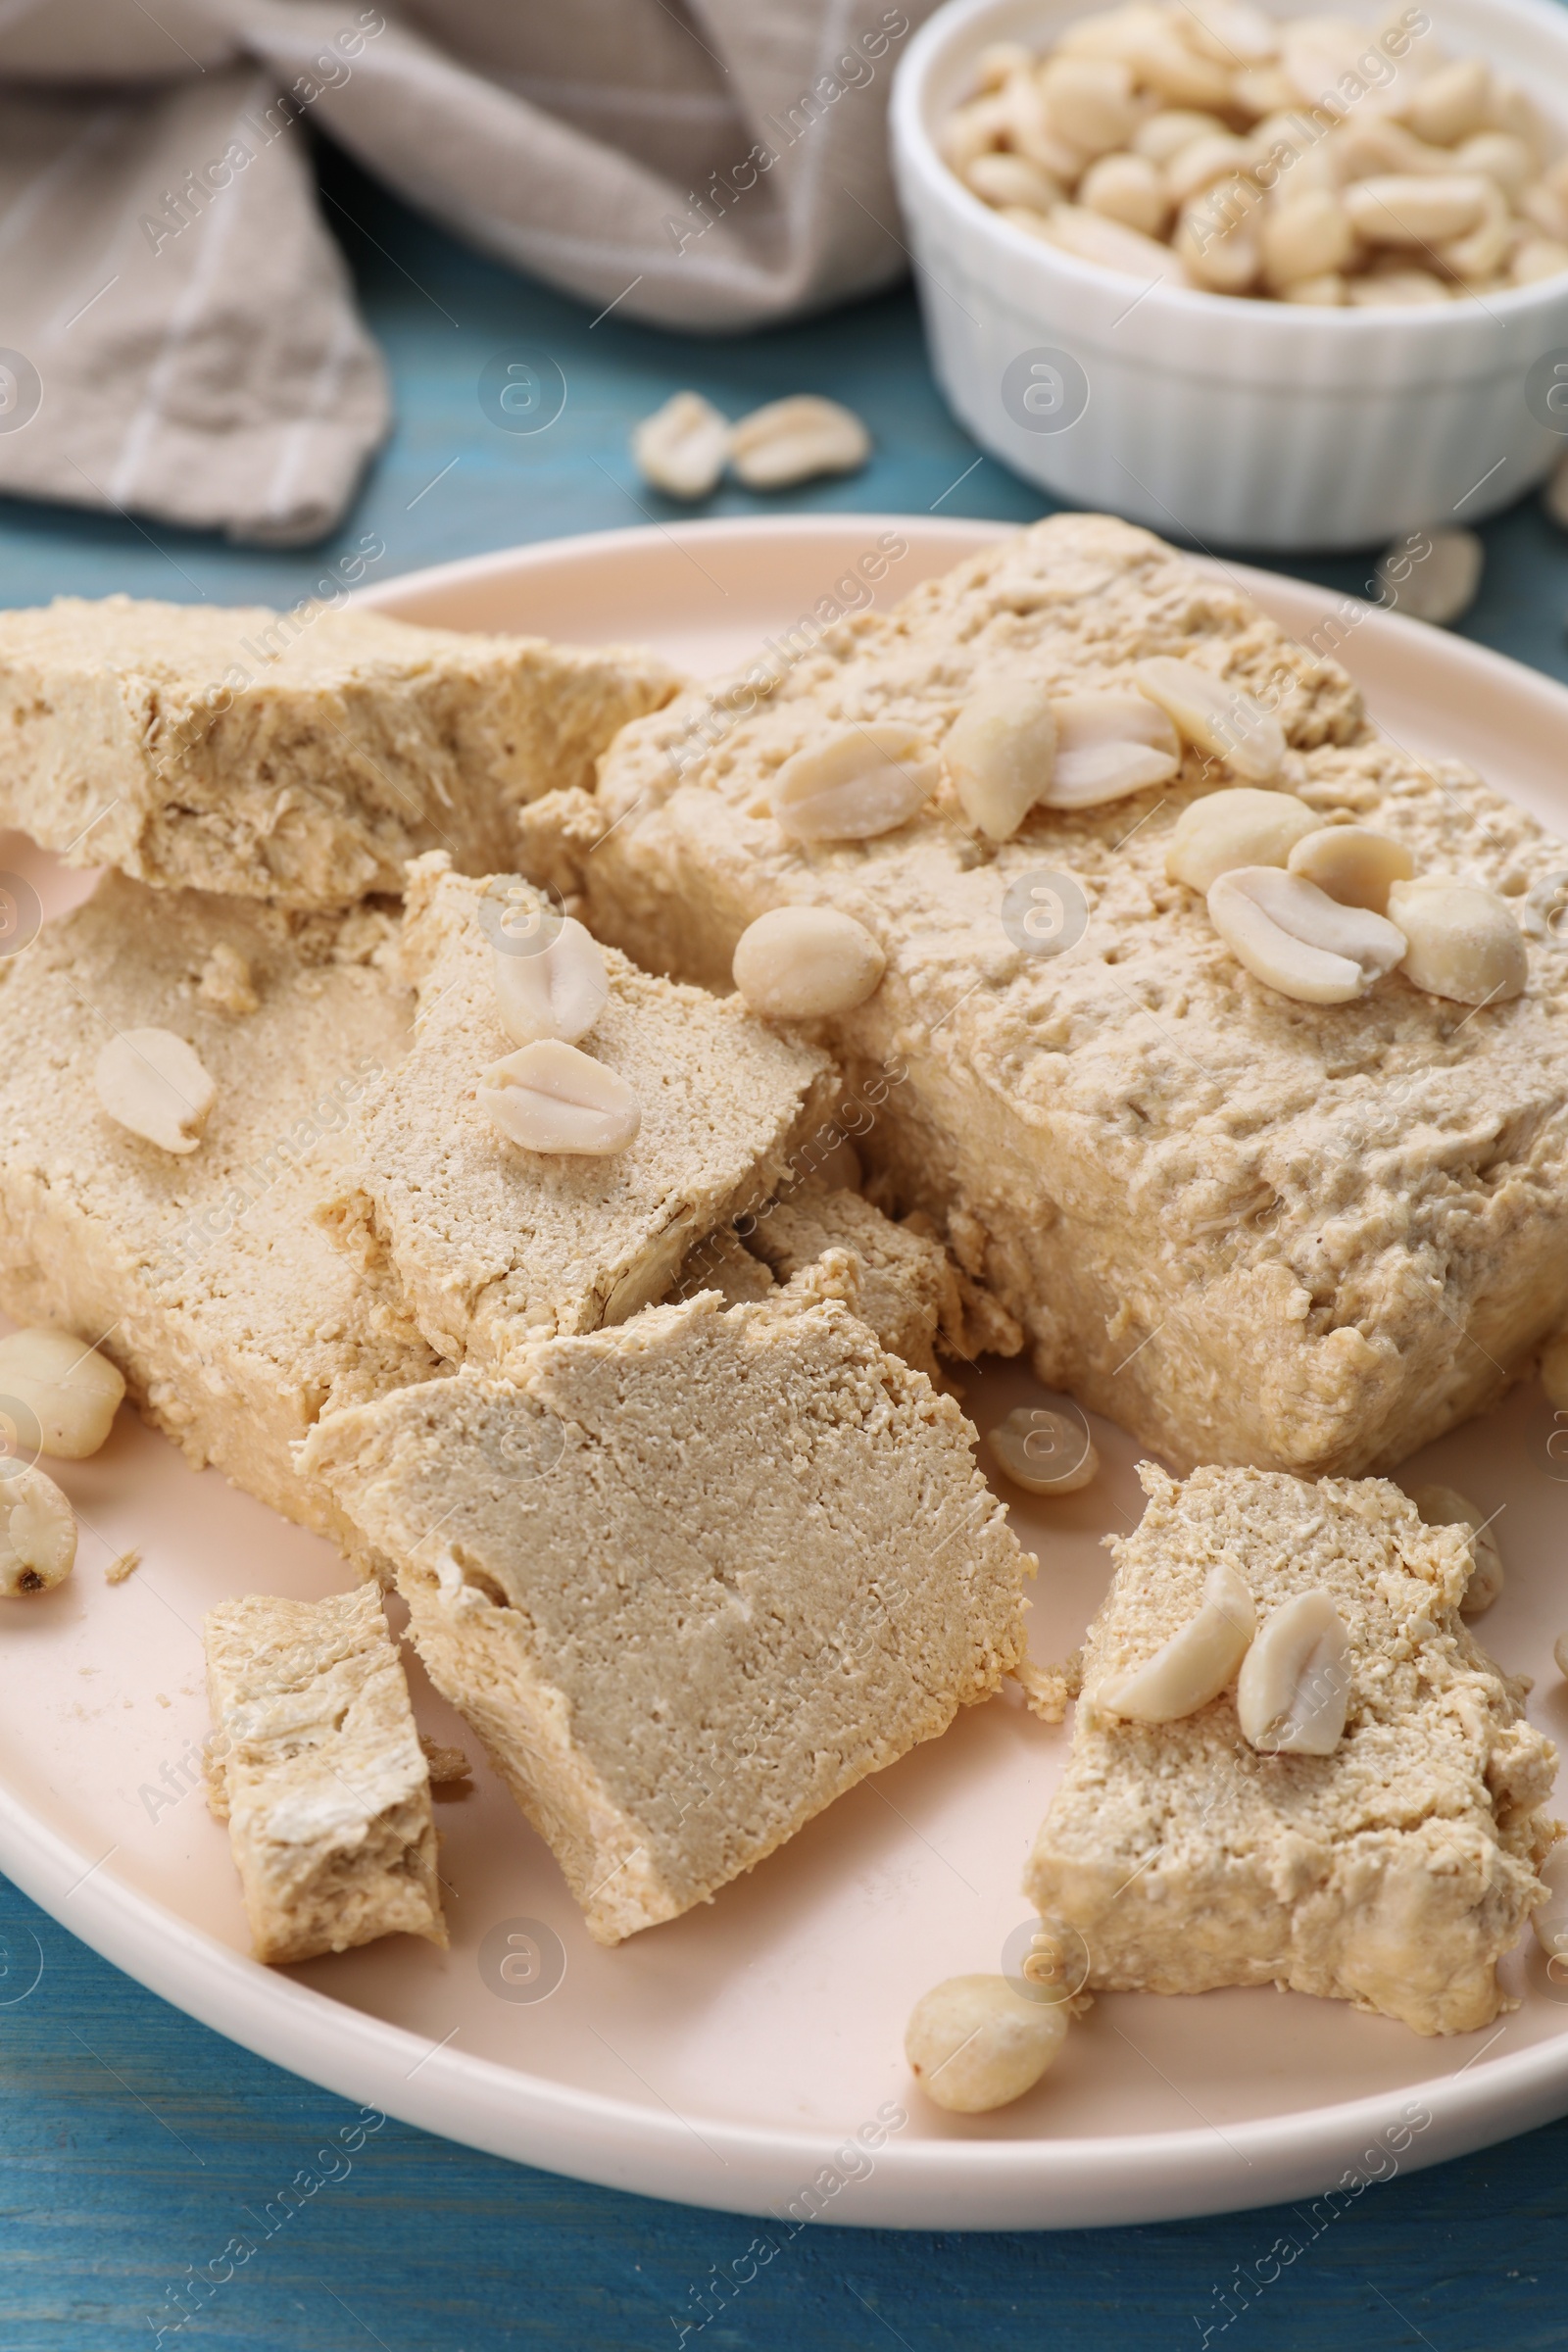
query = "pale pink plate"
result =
(2, 516, 1567, 2230)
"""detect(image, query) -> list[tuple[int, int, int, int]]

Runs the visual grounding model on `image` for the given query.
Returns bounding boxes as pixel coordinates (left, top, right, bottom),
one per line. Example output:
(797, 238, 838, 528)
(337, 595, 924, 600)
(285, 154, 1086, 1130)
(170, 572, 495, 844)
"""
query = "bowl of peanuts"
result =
(890, 0, 1568, 547)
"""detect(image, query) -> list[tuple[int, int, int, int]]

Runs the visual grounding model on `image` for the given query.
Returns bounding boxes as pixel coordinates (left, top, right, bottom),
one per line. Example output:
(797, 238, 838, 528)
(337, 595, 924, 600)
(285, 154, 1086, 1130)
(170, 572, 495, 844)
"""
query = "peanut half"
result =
(632, 391, 729, 501)
(1386, 877, 1527, 1006)
(728, 396, 870, 491)
(1099, 1558, 1255, 1723)
(0, 1464, 75, 1597)
(0, 1328, 124, 1459)
(1048, 691, 1181, 807)
(1208, 866, 1406, 1004)
(1166, 786, 1321, 893)
(1236, 1588, 1351, 1755)
(1133, 657, 1285, 782)
(731, 906, 885, 1019)
(1285, 825, 1413, 913)
(492, 916, 610, 1048)
(94, 1028, 216, 1154)
(478, 1040, 641, 1156)
(944, 679, 1058, 841)
(772, 724, 940, 843)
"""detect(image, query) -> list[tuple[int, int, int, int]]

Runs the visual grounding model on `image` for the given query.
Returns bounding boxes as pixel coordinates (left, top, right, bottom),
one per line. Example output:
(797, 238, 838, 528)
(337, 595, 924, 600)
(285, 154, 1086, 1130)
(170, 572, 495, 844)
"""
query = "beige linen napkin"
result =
(0, 0, 927, 544)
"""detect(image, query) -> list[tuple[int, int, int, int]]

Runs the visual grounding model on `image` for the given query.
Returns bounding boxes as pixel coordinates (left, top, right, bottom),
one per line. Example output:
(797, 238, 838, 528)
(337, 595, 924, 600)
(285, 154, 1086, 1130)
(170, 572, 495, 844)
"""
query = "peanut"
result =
(0, 1328, 124, 1459)
(1099, 1559, 1255, 1723)
(1386, 877, 1527, 1006)
(943, 679, 1057, 840)
(94, 1028, 215, 1154)
(478, 1041, 641, 1156)
(0, 1463, 75, 1597)
(632, 391, 728, 501)
(1166, 787, 1321, 894)
(771, 724, 940, 843)
(1285, 825, 1413, 912)
(728, 396, 869, 491)
(1236, 1588, 1350, 1754)
(731, 906, 885, 1019)
(1133, 657, 1285, 782)
(906, 1975, 1068, 2112)
(492, 915, 609, 1048)
(1208, 866, 1406, 1003)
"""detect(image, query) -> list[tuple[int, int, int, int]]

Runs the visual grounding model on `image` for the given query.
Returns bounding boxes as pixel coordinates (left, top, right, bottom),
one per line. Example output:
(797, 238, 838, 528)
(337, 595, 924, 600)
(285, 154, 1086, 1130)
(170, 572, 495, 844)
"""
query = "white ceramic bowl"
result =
(891, 0, 1568, 548)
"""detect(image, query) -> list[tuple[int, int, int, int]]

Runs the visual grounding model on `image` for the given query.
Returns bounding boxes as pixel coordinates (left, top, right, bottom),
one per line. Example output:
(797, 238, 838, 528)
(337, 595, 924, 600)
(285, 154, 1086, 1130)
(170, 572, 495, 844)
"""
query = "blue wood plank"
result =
(4, 137, 1568, 2350)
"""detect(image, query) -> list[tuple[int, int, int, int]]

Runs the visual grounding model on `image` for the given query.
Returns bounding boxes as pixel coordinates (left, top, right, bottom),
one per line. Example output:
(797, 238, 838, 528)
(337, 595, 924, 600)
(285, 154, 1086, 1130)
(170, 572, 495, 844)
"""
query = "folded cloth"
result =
(0, 0, 926, 545)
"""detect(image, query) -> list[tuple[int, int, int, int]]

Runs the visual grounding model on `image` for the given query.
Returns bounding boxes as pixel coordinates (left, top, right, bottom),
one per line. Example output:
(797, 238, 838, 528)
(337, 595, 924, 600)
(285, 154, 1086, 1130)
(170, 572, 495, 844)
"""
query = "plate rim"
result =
(6, 512, 1568, 2230)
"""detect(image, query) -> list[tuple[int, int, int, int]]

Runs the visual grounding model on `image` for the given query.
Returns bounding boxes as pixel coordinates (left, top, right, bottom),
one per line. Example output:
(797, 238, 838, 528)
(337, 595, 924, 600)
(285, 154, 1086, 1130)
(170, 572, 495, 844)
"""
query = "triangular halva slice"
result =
(301, 1264, 1029, 1943)
(204, 1585, 446, 1965)
(0, 595, 677, 906)
(1025, 1464, 1558, 2036)
(318, 856, 835, 1373)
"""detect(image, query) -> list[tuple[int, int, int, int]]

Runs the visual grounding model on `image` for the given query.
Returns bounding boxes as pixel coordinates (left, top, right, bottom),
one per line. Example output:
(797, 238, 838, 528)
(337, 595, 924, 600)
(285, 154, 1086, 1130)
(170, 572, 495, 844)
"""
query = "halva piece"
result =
(0, 874, 442, 1562)
(301, 1272, 1028, 1943)
(1024, 1464, 1557, 2035)
(528, 513, 1568, 1476)
(318, 857, 835, 1373)
(0, 595, 676, 905)
(204, 1585, 445, 1964)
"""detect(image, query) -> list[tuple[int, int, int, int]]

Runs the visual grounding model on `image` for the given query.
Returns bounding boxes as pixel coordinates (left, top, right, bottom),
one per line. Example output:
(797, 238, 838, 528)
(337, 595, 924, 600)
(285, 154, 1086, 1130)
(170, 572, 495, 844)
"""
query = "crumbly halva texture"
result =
(1024, 1464, 1558, 2036)
(301, 1269, 1029, 1944)
(318, 857, 836, 1374)
(204, 1585, 445, 1964)
(0, 873, 442, 1565)
(0, 596, 677, 906)
(740, 1180, 1021, 1382)
(520, 513, 1568, 1476)
(668, 1182, 1022, 1381)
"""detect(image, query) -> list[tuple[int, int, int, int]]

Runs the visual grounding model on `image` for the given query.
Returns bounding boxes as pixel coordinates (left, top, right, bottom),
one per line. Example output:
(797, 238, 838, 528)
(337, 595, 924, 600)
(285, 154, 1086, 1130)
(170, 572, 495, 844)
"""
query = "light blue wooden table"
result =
(4, 140, 1568, 2352)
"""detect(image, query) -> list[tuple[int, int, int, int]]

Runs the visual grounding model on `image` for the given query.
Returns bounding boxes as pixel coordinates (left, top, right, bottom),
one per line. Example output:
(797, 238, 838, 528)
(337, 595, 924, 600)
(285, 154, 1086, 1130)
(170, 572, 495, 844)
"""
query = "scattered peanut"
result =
(989, 1405, 1099, 1494)
(478, 1040, 641, 1156)
(771, 724, 940, 843)
(1099, 1559, 1255, 1724)
(1166, 786, 1321, 893)
(943, 679, 1058, 840)
(728, 396, 870, 491)
(731, 906, 885, 1020)
(1208, 866, 1406, 1004)
(1409, 1483, 1503, 1616)
(1285, 825, 1413, 913)
(1378, 528, 1483, 626)
(491, 916, 610, 1048)
(1385, 877, 1528, 1006)
(905, 1974, 1068, 2112)
(94, 1028, 216, 1154)
(0, 1463, 75, 1597)
(1236, 1588, 1351, 1754)
(0, 1328, 124, 1459)
(632, 392, 729, 501)
(1048, 691, 1181, 806)
(1133, 657, 1284, 782)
